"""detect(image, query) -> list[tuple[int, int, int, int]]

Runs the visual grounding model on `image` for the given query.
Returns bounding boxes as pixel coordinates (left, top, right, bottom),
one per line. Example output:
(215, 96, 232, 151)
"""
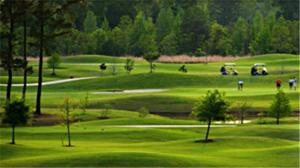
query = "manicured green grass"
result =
(0, 115, 299, 167)
(0, 54, 299, 167)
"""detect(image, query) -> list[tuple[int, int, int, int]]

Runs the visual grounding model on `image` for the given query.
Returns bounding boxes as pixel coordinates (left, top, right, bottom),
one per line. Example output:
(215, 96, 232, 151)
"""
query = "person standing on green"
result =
(238, 80, 244, 91)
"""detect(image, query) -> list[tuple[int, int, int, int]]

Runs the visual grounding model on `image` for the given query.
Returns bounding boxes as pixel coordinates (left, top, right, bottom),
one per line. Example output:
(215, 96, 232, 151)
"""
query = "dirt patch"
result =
(27, 56, 49, 61)
(158, 55, 246, 64)
(31, 113, 63, 126)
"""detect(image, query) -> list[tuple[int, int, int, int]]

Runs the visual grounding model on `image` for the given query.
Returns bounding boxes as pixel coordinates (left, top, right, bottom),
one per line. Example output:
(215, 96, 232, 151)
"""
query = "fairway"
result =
(1, 1, 299, 167)
(0, 54, 299, 167)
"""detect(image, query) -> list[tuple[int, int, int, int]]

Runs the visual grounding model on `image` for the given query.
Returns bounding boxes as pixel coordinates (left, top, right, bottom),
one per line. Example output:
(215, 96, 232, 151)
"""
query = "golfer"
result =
(238, 80, 244, 91)
(276, 79, 282, 90)
(289, 78, 294, 90)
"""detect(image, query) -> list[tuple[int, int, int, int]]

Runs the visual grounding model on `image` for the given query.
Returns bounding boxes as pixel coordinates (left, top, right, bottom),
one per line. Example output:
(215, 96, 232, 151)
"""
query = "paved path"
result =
(0, 77, 97, 87)
(109, 124, 238, 128)
(94, 89, 168, 94)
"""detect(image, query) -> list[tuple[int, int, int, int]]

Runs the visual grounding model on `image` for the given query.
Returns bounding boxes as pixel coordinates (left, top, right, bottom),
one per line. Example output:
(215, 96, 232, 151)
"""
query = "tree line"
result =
(47, 0, 298, 56)
(0, 0, 82, 114)
(0, 0, 299, 112)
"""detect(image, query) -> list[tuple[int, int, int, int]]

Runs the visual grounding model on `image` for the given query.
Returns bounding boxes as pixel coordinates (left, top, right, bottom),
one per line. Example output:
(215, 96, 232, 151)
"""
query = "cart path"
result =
(0, 77, 97, 87)
(107, 124, 239, 128)
(94, 89, 168, 94)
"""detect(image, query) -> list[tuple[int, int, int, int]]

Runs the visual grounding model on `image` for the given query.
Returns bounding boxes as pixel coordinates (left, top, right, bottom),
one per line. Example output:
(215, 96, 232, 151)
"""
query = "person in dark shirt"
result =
(251, 66, 258, 76)
(220, 66, 227, 75)
(179, 65, 188, 73)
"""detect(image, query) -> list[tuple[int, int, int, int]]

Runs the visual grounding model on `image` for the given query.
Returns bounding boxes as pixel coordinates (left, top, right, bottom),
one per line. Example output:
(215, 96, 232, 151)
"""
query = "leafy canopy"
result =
(2, 99, 31, 126)
(47, 53, 61, 69)
(193, 90, 229, 121)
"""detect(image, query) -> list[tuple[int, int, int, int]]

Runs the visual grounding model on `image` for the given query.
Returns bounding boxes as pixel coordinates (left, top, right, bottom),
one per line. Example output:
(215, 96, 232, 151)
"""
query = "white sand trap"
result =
(0, 77, 96, 87)
(214, 120, 252, 124)
(94, 89, 167, 94)
(110, 125, 237, 128)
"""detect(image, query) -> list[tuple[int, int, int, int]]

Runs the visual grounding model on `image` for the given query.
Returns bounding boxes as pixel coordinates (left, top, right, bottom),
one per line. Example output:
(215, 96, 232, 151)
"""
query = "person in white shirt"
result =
(238, 80, 244, 91)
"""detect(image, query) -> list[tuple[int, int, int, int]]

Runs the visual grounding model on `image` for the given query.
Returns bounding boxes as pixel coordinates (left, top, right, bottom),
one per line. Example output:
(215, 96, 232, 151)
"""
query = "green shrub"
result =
(138, 107, 149, 118)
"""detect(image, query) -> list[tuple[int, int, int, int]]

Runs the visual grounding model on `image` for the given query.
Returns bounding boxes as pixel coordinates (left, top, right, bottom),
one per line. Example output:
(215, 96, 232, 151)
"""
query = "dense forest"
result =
(1, 0, 300, 58)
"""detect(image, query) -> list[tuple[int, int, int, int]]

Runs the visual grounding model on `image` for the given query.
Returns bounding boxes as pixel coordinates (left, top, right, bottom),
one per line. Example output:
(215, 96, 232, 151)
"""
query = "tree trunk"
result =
(6, 0, 14, 102)
(205, 119, 212, 142)
(35, 1, 44, 115)
(276, 111, 280, 125)
(52, 66, 55, 75)
(22, 1, 27, 100)
(241, 111, 244, 124)
(67, 119, 71, 147)
(11, 125, 15, 144)
(150, 62, 153, 73)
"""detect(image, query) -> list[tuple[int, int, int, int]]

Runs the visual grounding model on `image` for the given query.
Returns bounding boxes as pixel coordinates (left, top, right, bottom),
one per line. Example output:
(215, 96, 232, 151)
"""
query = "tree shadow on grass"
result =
(194, 139, 214, 143)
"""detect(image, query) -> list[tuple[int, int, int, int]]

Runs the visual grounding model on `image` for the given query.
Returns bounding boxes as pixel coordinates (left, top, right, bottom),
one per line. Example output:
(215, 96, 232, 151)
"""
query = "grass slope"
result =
(0, 116, 298, 167)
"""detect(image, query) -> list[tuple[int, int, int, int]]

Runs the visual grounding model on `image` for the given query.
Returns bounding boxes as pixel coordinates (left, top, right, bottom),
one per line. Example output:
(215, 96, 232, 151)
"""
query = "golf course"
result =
(0, 54, 299, 167)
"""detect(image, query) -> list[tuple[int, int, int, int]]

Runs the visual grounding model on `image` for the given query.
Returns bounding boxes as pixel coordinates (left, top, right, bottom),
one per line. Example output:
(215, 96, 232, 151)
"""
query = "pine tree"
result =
(231, 17, 248, 55)
(83, 10, 98, 33)
(156, 7, 175, 42)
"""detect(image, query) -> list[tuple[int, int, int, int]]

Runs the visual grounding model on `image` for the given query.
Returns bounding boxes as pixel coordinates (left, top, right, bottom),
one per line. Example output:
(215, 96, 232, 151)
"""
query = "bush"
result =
(138, 107, 149, 118)
(194, 48, 207, 57)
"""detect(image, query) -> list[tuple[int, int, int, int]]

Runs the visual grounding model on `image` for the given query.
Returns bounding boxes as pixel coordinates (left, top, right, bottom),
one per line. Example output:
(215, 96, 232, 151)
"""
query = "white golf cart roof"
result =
(254, 63, 266, 66)
(224, 63, 236, 66)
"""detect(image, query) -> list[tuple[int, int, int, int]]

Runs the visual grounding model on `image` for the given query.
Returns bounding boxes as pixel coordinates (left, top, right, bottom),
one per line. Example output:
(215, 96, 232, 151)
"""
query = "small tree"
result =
(236, 101, 251, 124)
(2, 99, 30, 144)
(79, 93, 89, 114)
(47, 53, 61, 76)
(61, 97, 75, 147)
(144, 52, 160, 73)
(100, 104, 112, 119)
(269, 90, 291, 125)
(124, 58, 135, 74)
(138, 107, 149, 118)
(193, 90, 229, 142)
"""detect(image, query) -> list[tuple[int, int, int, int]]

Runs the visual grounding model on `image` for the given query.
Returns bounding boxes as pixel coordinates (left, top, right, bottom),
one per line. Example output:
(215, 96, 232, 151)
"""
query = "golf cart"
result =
(220, 63, 238, 76)
(251, 63, 268, 76)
